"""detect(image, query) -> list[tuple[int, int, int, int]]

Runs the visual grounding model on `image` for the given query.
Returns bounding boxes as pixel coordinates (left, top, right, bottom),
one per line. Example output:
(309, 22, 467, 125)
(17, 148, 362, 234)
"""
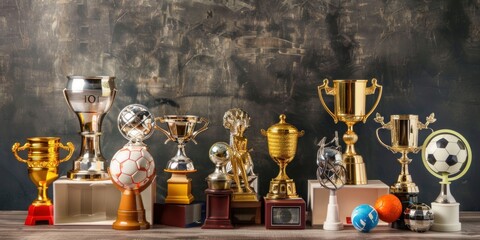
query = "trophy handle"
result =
(298, 130, 305, 138)
(261, 129, 267, 136)
(190, 117, 209, 144)
(414, 113, 436, 153)
(363, 78, 383, 123)
(317, 79, 338, 123)
(12, 142, 30, 163)
(58, 142, 75, 163)
(154, 117, 175, 144)
(374, 113, 395, 153)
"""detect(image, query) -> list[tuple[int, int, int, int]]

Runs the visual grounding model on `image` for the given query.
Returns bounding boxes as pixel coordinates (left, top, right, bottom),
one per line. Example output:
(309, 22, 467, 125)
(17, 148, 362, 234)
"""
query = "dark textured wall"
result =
(1, 0, 480, 211)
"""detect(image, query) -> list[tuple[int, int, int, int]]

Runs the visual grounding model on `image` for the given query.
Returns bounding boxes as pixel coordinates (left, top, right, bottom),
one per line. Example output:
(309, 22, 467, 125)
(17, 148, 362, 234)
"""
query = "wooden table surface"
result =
(1, 211, 480, 239)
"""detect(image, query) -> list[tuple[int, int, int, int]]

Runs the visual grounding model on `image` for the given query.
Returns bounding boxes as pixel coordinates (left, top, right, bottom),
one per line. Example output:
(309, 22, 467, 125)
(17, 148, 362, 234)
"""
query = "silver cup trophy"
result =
(64, 76, 116, 180)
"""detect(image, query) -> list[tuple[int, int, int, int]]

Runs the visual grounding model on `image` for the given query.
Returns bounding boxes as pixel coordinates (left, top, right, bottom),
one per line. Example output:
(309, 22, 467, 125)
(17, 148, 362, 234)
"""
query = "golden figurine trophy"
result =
(318, 79, 382, 185)
(374, 113, 435, 229)
(261, 114, 306, 229)
(109, 104, 156, 230)
(12, 137, 74, 225)
(155, 115, 208, 204)
(223, 108, 261, 224)
(223, 108, 258, 202)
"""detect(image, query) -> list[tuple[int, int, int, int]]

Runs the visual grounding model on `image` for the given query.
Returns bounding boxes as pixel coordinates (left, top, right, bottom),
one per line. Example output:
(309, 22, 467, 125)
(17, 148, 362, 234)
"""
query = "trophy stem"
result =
(135, 190, 150, 229)
(275, 163, 290, 180)
(33, 183, 52, 206)
(323, 189, 343, 230)
(113, 189, 141, 230)
(342, 123, 367, 185)
(343, 124, 358, 155)
(391, 151, 418, 193)
(436, 182, 456, 204)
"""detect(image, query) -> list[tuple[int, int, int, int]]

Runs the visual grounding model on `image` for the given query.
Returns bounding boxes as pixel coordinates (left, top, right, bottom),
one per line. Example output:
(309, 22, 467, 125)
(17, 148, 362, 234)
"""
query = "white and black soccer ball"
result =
(424, 133, 468, 175)
(110, 145, 155, 189)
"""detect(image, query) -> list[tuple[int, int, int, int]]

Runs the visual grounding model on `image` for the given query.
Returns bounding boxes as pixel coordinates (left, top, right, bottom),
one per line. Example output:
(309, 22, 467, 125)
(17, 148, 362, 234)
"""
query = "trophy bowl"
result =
(64, 76, 116, 180)
(155, 115, 209, 171)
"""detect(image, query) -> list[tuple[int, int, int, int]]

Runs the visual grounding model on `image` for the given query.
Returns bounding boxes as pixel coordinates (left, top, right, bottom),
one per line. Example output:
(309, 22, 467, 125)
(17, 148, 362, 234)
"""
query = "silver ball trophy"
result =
(316, 132, 346, 231)
(64, 76, 116, 180)
(206, 142, 233, 190)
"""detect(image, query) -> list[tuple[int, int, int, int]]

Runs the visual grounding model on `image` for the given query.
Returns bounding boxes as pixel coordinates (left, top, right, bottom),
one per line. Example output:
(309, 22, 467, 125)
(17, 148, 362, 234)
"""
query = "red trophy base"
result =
(202, 189, 234, 229)
(25, 205, 54, 225)
(231, 200, 261, 224)
(154, 202, 204, 228)
(264, 197, 306, 229)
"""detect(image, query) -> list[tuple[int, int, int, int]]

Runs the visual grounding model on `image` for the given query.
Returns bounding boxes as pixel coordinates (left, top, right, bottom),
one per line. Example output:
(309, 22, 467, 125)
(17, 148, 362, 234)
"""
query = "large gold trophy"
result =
(12, 137, 74, 225)
(318, 79, 382, 185)
(261, 114, 306, 229)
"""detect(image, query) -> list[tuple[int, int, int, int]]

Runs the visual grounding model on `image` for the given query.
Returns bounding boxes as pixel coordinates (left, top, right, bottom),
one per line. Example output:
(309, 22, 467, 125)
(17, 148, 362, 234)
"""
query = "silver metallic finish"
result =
(155, 115, 208, 171)
(435, 183, 457, 204)
(404, 203, 434, 232)
(316, 132, 346, 190)
(117, 104, 154, 144)
(64, 76, 116, 180)
(206, 142, 233, 190)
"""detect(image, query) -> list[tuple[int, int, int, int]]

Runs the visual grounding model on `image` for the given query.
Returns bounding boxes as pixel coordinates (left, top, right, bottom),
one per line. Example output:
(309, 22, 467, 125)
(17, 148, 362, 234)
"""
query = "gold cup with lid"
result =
(261, 114, 304, 199)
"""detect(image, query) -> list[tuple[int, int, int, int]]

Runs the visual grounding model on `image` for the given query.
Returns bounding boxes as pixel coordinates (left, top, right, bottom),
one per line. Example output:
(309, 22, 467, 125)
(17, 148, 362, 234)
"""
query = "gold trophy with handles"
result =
(12, 137, 74, 225)
(318, 79, 382, 185)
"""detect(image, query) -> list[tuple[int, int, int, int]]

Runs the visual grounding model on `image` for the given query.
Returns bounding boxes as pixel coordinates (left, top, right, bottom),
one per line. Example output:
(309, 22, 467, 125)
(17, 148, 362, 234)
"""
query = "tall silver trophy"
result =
(64, 76, 116, 180)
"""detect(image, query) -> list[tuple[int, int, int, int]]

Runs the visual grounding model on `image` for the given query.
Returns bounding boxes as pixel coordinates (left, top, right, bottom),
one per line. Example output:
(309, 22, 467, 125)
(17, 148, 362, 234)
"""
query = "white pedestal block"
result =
(431, 202, 461, 232)
(307, 179, 389, 226)
(53, 176, 155, 225)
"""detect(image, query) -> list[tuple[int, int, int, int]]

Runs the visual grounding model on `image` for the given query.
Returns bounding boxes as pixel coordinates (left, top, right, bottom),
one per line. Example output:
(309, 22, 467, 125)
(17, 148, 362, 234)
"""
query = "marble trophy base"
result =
(202, 189, 233, 229)
(431, 202, 461, 232)
(264, 197, 305, 229)
(154, 202, 204, 228)
(231, 200, 261, 224)
(25, 205, 54, 225)
(391, 192, 418, 230)
(165, 170, 196, 204)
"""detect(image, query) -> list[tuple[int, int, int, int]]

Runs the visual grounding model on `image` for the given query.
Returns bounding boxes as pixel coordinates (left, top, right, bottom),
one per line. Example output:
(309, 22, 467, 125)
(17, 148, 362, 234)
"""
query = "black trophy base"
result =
(391, 192, 418, 230)
(264, 197, 305, 229)
(154, 202, 205, 228)
(202, 189, 234, 229)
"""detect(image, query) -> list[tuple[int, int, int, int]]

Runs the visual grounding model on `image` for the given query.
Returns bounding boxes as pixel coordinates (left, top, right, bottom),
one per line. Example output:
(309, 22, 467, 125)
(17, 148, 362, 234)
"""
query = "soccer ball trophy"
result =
(316, 132, 346, 230)
(422, 129, 472, 232)
(109, 104, 156, 230)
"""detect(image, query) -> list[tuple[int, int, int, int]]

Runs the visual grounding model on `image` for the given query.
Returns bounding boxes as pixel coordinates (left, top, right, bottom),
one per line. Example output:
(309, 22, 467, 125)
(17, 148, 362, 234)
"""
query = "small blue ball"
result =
(351, 204, 379, 232)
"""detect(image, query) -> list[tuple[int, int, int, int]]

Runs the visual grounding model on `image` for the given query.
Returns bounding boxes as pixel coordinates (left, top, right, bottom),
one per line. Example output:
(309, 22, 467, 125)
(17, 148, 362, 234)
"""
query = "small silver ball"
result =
(118, 104, 154, 142)
(209, 142, 232, 166)
(404, 203, 434, 232)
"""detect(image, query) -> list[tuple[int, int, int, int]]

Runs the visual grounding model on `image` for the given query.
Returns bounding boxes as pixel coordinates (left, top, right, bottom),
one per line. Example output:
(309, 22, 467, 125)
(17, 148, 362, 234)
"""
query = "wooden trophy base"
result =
(231, 200, 261, 224)
(165, 171, 195, 204)
(25, 205, 54, 225)
(264, 197, 305, 229)
(202, 189, 234, 229)
(154, 202, 204, 228)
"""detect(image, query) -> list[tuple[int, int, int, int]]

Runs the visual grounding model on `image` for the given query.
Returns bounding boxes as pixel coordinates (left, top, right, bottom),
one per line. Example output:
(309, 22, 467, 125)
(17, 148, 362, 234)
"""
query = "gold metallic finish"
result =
(375, 113, 436, 193)
(261, 114, 304, 199)
(223, 108, 258, 202)
(12, 137, 74, 206)
(318, 79, 382, 185)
